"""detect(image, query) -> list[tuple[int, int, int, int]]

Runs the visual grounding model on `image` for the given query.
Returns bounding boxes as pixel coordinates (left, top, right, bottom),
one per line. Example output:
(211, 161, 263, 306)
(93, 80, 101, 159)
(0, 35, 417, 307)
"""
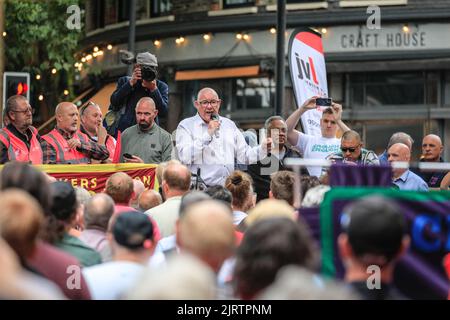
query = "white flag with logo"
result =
(288, 28, 328, 136)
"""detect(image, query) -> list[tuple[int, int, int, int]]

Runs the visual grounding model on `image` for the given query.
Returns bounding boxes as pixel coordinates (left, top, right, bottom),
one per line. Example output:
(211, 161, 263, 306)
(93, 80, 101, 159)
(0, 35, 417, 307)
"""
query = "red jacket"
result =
(41, 129, 91, 164)
(0, 126, 43, 164)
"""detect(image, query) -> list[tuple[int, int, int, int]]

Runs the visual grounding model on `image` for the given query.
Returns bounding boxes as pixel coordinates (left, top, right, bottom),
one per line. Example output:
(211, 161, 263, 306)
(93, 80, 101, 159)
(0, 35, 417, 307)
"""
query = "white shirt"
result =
(176, 114, 265, 186)
(83, 261, 145, 300)
(296, 133, 340, 177)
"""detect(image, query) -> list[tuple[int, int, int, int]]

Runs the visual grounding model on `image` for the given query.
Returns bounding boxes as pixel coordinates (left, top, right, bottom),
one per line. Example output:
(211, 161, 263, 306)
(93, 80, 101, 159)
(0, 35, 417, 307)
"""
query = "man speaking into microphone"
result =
(176, 87, 272, 187)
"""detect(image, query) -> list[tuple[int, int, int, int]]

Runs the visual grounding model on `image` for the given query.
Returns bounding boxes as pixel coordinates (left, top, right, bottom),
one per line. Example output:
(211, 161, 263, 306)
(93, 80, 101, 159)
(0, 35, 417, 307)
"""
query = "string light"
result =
(93, 46, 99, 52)
(175, 37, 185, 45)
(51, 68, 57, 74)
(81, 57, 86, 63)
(97, 50, 104, 56)
(203, 34, 211, 41)
(85, 54, 93, 61)
(236, 33, 243, 40)
(321, 28, 327, 34)
(63, 90, 69, 96)
(2, 32, 6, 37)
(38, 95, 44, 101)
(243, 34, 250, 41)
(270, 28, 276, 34)
(154, 40, 161, 47)
(107, 44, 113, 50)
(402, 24, 410, 33)
(36, 75, 41, 80)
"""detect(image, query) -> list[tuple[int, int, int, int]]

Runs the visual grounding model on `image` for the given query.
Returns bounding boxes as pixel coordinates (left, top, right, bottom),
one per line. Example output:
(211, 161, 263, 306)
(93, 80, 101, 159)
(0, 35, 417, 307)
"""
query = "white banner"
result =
(288, 29, 328, 136)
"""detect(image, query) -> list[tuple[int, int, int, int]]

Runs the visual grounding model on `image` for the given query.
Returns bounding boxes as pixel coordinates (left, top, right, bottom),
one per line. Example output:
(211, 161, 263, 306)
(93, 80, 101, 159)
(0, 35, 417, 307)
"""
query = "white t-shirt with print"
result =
(295, 133, 340, 177)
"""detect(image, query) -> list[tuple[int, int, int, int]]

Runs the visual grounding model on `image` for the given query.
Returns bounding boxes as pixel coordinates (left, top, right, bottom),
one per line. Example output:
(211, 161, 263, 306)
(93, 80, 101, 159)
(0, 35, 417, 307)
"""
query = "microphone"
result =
(211, 114, 220, 139)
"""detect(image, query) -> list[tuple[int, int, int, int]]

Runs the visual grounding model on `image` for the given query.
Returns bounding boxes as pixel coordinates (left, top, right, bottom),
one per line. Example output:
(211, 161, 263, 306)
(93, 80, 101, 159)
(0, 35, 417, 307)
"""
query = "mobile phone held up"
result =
(315, 98, 332, 107)
(123, 153, 134, 159)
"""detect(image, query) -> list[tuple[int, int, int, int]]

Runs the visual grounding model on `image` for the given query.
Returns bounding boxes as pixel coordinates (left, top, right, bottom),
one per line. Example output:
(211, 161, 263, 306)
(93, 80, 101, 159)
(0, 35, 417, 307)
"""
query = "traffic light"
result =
(2, 72, 30, 107)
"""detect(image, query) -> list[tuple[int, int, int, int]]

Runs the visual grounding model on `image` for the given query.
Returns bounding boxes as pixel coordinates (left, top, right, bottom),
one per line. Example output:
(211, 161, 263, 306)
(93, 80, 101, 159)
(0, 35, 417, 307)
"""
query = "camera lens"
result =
(141, 66, 157, 81)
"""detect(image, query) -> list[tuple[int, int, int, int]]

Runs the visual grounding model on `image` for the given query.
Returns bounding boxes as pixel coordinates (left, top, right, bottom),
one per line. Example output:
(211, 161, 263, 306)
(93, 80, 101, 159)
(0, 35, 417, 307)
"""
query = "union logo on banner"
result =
(288, 28, 328, 137)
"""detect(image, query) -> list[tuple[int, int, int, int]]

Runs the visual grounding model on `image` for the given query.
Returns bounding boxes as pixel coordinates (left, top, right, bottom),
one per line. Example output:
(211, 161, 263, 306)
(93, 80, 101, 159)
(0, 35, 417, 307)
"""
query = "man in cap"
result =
(109, 51, 169, 136)
(83, 211, 156, 299)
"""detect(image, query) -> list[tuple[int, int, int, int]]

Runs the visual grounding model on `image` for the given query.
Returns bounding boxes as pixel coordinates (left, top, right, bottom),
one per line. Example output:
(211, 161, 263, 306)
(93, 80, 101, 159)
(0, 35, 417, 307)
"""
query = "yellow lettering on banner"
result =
(80, 178, 89, 189)
(91, 178, 97, 189)
(71, 178, 78, 187)
(143, 175, 150, 186)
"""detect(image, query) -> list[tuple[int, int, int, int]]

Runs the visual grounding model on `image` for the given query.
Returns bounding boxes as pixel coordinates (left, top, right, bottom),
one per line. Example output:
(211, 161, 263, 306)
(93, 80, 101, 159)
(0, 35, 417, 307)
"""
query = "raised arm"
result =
(331, 102, 351, 133)
(286, 96, 318, 146)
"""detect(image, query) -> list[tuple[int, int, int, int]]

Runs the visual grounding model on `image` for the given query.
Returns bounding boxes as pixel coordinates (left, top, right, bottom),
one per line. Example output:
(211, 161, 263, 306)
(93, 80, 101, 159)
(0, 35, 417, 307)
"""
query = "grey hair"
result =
(264, 116, 285, 131)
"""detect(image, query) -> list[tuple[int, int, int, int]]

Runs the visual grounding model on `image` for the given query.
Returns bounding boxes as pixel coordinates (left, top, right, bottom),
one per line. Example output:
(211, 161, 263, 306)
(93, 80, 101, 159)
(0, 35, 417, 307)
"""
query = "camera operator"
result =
(109, 52, 168, 136)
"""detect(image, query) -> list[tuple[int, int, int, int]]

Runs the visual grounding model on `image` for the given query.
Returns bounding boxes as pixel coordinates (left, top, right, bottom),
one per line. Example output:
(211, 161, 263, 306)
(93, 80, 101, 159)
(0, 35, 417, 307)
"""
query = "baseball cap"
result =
(341, 195, 406, 263)
(113, 211, 154, 249)
(50, 181, 78, 221)
(136, 52, 158, 67)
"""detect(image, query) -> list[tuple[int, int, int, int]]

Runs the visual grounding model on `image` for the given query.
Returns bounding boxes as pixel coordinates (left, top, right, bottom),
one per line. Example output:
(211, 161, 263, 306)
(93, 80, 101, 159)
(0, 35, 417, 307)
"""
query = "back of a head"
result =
(0, 162, 52, 217)
(205, 185, 232, 208)
(225, 171, 253, 210)
(84, 193, 115, 231)
(112, 211, 154, 251)
(138, 190, 162, 211)
(300, 175, 320, 199)
(177, 200, 235, 271)
(105, 172, 134, 204)
(270, 171, 296, 206)
(163, 163, 191, 192)
(75, 187, 91, 207)
(179, 191, 211, 218)
(0, 189, 44, 258)
(50, 181, 78, 223)
(126, 253, 216, 300)
(233, 217, 317, 299)
(245, 199, 296, 227)
(387, 132, 414, 150)
(341, 196, 406, 265)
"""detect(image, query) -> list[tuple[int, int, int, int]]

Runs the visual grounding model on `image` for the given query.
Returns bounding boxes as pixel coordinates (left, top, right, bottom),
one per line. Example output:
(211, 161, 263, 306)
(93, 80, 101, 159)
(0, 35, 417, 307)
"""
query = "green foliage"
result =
(4, 0, 83, 121)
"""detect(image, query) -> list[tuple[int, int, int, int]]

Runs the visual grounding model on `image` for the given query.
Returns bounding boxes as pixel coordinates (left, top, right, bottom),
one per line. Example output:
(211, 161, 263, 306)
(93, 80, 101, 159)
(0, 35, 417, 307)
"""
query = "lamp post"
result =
(127, 0, 136, 75)
(275, 0, 286, 116)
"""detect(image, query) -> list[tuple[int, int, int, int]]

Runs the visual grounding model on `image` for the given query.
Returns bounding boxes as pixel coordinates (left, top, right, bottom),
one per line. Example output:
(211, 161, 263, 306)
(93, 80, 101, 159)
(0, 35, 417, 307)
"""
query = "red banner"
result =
(38, 163, 158, 194)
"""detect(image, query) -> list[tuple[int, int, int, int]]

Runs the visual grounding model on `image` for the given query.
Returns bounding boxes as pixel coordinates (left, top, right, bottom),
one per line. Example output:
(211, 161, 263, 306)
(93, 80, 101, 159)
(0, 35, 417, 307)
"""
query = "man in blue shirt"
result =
(108, 52, 168, 137)
(388, 143, 428, 191)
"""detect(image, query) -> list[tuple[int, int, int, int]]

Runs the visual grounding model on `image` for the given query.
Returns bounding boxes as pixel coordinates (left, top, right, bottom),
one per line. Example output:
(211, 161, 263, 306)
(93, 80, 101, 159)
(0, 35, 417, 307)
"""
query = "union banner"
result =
(38, 163, 159, 194)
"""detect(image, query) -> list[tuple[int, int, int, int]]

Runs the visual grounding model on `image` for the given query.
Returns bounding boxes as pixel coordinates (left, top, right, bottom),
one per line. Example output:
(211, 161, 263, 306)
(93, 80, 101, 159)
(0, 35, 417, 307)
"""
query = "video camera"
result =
(119, 50, 158, 82)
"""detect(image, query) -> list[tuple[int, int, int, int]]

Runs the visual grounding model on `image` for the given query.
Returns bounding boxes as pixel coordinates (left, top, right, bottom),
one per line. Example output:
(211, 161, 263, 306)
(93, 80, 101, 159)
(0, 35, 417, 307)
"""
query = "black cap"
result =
(113, 211, 154, 249)
(341, 195, 406, 263)
(50, 181, 78, 221)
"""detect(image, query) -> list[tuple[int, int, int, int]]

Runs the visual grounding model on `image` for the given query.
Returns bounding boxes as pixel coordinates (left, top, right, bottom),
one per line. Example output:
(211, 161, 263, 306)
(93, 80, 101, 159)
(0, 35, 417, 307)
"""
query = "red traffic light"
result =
(16, 82, 29, 95)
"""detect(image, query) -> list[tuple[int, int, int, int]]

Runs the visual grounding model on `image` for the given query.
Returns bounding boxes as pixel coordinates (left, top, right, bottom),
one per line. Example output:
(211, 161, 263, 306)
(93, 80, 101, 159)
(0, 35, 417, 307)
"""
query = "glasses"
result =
(198, 100, 220, 107)
(341, 147, 358, 153)
(12, 108, 33, 115)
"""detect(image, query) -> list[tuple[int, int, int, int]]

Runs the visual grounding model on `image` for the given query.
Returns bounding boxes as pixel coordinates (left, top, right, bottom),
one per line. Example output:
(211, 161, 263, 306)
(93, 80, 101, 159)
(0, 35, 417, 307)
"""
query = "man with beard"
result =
(80, 102, 116, 163)
(41, 102, 109, 164)
(120, 97, 172, 163)
(0, 95, 43, 164)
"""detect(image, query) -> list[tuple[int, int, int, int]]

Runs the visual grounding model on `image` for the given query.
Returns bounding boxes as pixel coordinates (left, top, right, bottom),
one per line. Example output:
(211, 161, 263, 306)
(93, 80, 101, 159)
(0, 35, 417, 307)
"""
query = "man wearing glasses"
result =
(0, 95, 43, 164)
(326, 130, 379, 166)
(176, 87, 272, 187)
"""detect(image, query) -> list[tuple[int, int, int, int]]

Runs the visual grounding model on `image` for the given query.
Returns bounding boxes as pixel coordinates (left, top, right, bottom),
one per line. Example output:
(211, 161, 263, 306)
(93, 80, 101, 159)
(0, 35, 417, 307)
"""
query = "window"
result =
(348, 72, 438, 107)
(223, 0, 255, 9)
(150, 0, 172, 17)
(104, 0, 118, 25)
(234, 77, 274, 110)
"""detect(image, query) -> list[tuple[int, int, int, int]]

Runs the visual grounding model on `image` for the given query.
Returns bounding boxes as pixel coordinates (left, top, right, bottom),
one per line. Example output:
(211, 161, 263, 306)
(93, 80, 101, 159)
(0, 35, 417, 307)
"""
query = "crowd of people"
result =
(0, 51, 449, 300)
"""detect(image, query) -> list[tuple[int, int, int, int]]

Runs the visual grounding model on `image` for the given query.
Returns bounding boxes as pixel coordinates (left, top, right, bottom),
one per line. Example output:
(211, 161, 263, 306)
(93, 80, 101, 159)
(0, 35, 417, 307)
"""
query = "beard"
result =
(138, 121, 151, 131)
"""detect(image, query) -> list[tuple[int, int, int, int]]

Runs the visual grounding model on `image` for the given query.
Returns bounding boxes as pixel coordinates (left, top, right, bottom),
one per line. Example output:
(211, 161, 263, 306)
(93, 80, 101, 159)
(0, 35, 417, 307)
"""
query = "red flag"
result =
(112, 130, 121, 163)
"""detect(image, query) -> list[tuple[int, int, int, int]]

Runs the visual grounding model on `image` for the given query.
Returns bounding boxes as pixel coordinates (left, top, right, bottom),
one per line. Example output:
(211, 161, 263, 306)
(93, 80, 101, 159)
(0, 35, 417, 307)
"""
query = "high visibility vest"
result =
(105, 135, 116, 160)
(41, 129, 91, 164)
(0, 127, 43, 164)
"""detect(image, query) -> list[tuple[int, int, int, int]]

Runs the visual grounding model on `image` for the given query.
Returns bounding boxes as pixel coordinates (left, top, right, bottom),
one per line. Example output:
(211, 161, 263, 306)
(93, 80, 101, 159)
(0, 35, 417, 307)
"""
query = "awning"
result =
(175, 65, 260, 81)
(88, 82, 117, 115)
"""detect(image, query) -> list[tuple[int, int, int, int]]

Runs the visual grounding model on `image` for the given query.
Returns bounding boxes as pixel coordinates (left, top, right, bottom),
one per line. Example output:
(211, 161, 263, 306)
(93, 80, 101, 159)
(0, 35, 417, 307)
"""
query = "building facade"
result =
(79, 0, 450, 159)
